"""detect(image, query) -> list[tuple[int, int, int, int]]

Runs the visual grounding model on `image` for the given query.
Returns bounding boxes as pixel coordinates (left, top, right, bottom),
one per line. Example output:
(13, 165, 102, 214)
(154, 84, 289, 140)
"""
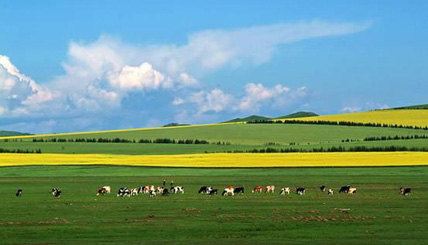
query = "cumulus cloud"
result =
(0, 55, 56, 116)
(188, 89, 235, 114)
(110, 63, 168, 90)
(1, 20, 371, 132)
(174, 83, 308, 115)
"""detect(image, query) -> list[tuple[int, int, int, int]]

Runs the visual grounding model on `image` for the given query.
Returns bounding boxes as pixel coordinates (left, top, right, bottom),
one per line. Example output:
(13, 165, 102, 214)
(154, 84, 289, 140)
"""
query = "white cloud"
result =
(0, 20, 371, 132)
(144, 20, 371, 74)
(0, 55, 56, 116)
(239, 83, 307, 112)
(341, 102, 389, 113)
(188, 89, 234, 114)
(110, 63, 168, 90)
(175, 83, 309, 115)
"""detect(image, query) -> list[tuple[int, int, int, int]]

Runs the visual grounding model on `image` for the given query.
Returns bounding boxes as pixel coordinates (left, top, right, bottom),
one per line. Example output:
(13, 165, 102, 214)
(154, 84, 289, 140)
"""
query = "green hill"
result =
(0, 130, 31, 137)
(224, 115, 271, 123)
(392, 104, 428, 110)
(163, 123, 191, 127)
(276, 111, 318, 119)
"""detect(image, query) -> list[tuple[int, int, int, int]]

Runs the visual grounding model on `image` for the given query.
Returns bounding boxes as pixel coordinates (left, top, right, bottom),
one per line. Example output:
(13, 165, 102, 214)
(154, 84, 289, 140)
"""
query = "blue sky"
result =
(0, 1, 427, 133)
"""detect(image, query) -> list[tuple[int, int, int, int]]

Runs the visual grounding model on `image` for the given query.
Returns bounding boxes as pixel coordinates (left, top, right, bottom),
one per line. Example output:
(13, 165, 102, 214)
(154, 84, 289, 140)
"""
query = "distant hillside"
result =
(276, 111, 318, 119)
(392, 104, 428, 110)
(224, 115, 271, 123)
(0, 130, 31, 137)
(163, 123, 191, 127)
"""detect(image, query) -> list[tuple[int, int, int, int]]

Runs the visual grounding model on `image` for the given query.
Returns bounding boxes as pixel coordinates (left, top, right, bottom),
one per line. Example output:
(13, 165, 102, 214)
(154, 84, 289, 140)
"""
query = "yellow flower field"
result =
(1, 152, 427, 168)
(281, 109, 428, 127)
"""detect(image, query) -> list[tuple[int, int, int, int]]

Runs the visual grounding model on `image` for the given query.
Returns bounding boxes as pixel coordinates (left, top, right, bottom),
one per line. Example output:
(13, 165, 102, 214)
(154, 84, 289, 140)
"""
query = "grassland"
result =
(1, 123, 427, 155)
(0, 165, 426, 244)
(280, 109, 428, 128)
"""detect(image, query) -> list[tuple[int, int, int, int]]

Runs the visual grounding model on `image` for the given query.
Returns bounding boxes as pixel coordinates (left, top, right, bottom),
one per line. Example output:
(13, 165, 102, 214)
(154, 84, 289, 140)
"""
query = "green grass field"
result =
(0, 166, 426, 244)
(1, 123, 427, 154)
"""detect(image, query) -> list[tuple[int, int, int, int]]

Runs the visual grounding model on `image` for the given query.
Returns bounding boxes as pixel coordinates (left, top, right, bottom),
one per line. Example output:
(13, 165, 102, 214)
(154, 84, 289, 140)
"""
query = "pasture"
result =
(0, 166, 426, 244)
(1, 123, 427, 155)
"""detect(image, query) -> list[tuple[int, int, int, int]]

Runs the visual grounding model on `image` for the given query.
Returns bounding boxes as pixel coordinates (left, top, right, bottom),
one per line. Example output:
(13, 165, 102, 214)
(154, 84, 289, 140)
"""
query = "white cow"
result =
(280, 187, 290, 195)
(266, 185, 275, 193)
(222, 186, 234, 196)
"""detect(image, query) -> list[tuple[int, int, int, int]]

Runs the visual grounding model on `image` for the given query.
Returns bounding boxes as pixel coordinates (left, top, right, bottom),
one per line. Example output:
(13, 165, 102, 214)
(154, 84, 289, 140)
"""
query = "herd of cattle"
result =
(13, 184, 412, 198)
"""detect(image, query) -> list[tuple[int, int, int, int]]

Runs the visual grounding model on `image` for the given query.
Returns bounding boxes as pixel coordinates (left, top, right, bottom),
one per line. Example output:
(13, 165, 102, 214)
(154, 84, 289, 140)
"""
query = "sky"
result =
(0, 1, 427, 133)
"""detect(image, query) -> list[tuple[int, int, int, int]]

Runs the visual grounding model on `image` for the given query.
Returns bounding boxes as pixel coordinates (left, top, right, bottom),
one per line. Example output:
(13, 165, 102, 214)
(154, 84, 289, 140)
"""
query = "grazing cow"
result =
(328, 189, 334, 195)
(171, 186, 184, 194)
(266, 185, 275, 193)
(234, 186, 245, 194)
(339, 185, 351, 193)
(143, 185, 155, 194)
(101, 186, 111, 194)
(348, 188, 357, 194)
(130, 188, 139, 196)
(208, 189, 218, 195)
(320, 185, 326, 192)
(117, 187, 131, 197)
(156, 186, 164, 194)
(400, 187, 411, 196)
(252, 186, 263, 193)
(51, 188, 62, 198)
(198, 186, 213, 194)
(96, 187, 108, 196)
(16, 189, 23, 197)
(296, 187, 305, 195)
(222, 186, 235, 196)
(149, 190, 156, 197)
(162, 188, 170, 196)
(280, 187, 290, 195)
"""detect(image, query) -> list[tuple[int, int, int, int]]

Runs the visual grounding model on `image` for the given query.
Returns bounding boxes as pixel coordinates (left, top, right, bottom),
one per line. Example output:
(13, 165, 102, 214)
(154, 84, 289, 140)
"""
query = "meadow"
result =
(1, 123, 427, 155)
(0, 165, 426, 244)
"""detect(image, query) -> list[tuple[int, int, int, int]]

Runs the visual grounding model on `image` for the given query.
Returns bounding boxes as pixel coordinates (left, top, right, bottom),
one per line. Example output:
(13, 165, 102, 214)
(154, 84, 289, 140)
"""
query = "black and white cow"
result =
(339, 185, 351, 193)
(96, 186, 111, 196)
(208, 189, 218, 195)
(198, 186, 212, 194)
(51, 188, 62, 198)
(117, 187, 131, 197)
(234, 186, 245, 194)
(320, 185, 326, 192)
(400, 187, 411, 196)
(16, 189, 23, 197)
(296, 187, 305, 195)
(170, 186, 184, 194)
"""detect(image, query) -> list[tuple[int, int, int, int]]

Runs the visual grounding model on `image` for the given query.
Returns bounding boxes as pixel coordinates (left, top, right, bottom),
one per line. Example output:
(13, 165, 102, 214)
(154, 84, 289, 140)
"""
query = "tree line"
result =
(363, 134, 428, 141)
(0, 148, 41, 154)
(247, 119, 428, 130)
(228, 146, 428, 153)
(31, 137, 230, 145)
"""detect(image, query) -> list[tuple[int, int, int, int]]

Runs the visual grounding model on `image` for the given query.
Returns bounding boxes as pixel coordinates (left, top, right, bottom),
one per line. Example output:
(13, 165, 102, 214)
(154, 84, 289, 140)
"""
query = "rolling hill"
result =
(275, 111, 318, 119)
(224, 115, 271, 123)
(0, 130, 31, 137)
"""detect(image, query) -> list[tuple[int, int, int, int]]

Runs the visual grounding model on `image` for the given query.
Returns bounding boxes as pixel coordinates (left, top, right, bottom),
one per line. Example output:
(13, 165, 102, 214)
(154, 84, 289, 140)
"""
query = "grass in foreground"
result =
(0, 166, 426, 244)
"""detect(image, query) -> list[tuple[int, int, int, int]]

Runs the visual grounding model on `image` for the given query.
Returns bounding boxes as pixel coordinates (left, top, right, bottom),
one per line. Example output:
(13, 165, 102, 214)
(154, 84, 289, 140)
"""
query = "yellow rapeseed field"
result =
(281, 109, 428, 127)
(0, 152, 427, 168)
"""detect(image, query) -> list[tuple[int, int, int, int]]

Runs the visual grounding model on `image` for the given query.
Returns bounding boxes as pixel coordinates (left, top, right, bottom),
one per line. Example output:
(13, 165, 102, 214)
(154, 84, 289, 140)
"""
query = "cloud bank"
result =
(0, 20, 370, 132)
